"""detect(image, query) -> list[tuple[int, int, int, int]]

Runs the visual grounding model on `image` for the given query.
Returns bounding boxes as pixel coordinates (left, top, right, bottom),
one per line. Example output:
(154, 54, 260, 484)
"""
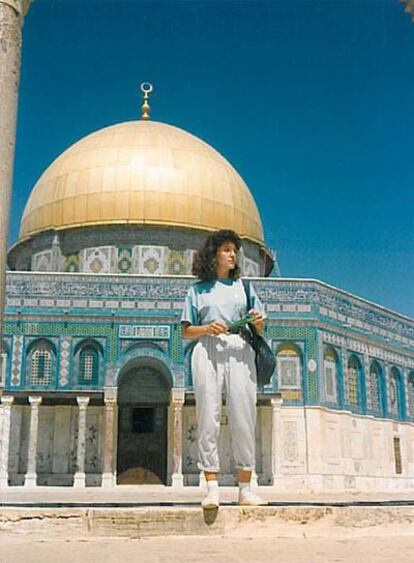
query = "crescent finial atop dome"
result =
(140, 82, 153, 120)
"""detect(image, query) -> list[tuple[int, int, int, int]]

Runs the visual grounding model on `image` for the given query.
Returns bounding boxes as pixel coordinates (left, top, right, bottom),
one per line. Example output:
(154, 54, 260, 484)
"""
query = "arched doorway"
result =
(116, 358, 172, 485)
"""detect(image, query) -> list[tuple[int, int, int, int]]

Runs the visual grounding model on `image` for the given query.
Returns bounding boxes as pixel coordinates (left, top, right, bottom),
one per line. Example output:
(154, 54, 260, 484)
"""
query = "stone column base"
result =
(24, 472, 37, 487)
(101, 472, 116, 488)
(73, 472, 86, 488)
(171, 473, 184, 488)
(0, 474, 9, 488)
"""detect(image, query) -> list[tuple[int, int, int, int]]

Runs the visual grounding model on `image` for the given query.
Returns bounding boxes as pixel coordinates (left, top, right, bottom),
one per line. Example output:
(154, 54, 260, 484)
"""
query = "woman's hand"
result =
(205, 321, 228, 336)
(248, 309, 265, 333)
(182, 321, 228, 340)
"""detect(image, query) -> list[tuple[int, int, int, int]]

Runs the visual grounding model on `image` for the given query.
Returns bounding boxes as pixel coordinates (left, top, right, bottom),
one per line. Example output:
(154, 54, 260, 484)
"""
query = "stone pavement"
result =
(3, 535, 414, 563)
(2, 484, 414, 505)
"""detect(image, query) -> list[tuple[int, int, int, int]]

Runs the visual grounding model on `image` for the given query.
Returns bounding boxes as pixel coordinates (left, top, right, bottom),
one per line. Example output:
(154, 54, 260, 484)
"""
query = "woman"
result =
(181, 229, 267, 508)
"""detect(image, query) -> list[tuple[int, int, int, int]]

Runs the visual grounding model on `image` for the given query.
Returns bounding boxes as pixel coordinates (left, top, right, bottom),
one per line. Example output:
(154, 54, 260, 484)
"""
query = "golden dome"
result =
(19, 120, 264, 243)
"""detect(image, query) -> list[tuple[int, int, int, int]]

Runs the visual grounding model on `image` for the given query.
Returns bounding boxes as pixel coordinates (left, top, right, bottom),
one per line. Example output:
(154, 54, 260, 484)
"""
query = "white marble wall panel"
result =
(279, 409, 306, 473)
(18, 406, 29, 474)
(9, 406, 23, 474)
(52, 406, 72, 474)
(81, 246, 115, 274)
(303, 407, 414, 485)
(85, 409, 103, 473)
(69, 410, 79, 472)
(37, 407, 55, 473)
(257, 406, 272, 480)
(182, 407, 198, 475)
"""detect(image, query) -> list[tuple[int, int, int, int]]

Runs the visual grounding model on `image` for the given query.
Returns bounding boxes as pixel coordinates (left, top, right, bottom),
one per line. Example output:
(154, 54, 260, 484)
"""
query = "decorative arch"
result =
(73, 338, 104, 387)
(114, 346, 177, 389)
(25, 338, 56, 388)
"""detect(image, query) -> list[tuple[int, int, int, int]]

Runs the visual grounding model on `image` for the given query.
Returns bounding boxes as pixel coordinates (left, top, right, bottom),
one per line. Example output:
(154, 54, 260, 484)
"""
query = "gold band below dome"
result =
(19, 120, 264, 244)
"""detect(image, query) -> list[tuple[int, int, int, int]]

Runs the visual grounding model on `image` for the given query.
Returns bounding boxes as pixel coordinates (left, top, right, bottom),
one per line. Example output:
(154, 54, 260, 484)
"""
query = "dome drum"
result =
(8, 225, 266, 276)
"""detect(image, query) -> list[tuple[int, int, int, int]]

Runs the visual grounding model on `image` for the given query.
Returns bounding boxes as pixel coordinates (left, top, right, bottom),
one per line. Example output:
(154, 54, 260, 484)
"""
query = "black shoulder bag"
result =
(242, 280, 276, 386)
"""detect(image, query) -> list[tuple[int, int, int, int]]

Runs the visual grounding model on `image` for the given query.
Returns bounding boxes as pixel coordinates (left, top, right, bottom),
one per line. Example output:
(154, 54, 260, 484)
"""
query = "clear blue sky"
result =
(11, 0, 414, 317)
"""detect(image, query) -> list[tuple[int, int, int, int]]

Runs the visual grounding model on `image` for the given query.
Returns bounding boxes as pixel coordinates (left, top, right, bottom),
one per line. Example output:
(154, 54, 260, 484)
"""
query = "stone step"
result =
(1, 504, 414, 539)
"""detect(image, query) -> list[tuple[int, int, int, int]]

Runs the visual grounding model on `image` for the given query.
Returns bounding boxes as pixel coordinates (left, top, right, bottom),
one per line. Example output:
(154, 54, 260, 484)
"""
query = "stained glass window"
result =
(277, 344, 301, 389)
(31, 349, 52, 384)
(346, 356, 360, 408)
(367, 362, 381, 414)
(389, 367, 402, 418)
(324, 347, 338, 403)
(79, 346, 99, 385)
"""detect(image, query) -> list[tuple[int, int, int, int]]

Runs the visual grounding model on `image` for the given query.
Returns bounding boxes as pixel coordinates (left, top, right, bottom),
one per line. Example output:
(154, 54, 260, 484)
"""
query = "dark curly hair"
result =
(192, 229, 242, 281)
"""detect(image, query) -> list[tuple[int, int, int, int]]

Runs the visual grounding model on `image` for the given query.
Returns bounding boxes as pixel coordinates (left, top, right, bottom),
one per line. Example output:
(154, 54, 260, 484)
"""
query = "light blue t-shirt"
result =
(181, 278, 266, 327)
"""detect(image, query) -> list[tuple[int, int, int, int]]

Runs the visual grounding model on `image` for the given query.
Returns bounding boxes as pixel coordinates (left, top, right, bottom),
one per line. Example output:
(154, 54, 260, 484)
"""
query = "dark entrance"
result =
(117, 363, 171, 485)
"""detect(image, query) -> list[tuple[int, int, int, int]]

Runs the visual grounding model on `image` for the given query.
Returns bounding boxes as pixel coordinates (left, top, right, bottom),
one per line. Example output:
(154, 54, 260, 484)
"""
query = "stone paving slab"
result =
(3, 535, 414, 563)
(1, 485, 414, 506)
(1, 504, 414, 539)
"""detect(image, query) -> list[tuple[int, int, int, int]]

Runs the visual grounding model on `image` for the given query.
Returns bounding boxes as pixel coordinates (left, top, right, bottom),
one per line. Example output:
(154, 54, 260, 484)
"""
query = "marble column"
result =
(102, 391, 117, 488)
(24, 396, 42, 487)
(0, 1, 31, 355)
(270, 396, 283, 486)
(0, 395, 14, 487)
(171, 388, 185, 488)
(73, 396, 89, 488)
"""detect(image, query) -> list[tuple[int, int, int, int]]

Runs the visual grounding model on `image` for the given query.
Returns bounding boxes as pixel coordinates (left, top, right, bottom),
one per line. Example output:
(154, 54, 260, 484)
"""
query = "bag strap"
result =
(242, 279, 252, 312)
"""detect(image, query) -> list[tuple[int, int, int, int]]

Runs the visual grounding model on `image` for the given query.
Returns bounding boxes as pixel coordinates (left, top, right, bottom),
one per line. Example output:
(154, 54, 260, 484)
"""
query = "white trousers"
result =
(191, 333, 257, 473)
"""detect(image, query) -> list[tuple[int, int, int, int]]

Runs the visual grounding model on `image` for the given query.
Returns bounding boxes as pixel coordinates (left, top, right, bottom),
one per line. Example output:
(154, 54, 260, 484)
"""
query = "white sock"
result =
(207, 480, 219, 494)
(239, 482, 251, 496)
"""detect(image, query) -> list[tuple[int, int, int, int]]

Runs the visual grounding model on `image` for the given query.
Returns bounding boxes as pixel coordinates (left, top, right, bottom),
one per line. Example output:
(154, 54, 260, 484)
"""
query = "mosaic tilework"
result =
(59, 336, 71, 387)
(171, 323, 183, 362)
(31, 250, 52, 272)
(167, 250, 187, 275)
(82, 247, 114, 274)
(267, 326, 317, 402)
(186, 249, 197, 274)
(137, 246, 166, 275)
(63, 253, 79, 272)
(117, 248, 133, 273)
(5, 272, 413, 348)
(11, 335, 23, 386)
(320, 331, 414, 370)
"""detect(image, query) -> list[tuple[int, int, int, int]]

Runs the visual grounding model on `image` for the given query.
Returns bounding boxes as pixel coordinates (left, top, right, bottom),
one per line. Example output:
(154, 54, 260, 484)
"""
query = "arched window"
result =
(79, 345, 99, 385)
(345, 355, 363, 410)
(407, 372, 414, 419)
(276, 343, 301, 389)
(323, 346, 339, 403)
(30, 347, 52, 385)
(389, 367, 404, 419)
(367, 361, 383, 416)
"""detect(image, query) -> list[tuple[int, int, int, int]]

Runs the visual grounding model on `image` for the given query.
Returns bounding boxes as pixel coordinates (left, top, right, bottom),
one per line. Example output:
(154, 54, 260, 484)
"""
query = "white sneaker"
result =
(201, 491, 220, 509)
(238, 491, 268, 506)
